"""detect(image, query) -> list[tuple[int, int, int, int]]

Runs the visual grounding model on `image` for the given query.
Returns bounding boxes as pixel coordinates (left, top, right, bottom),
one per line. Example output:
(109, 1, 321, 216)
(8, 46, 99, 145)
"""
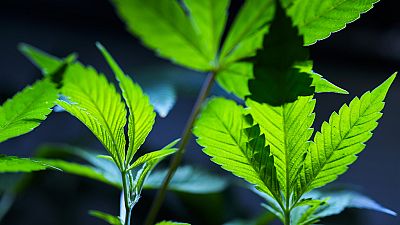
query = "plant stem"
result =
(121, 171, 132, 225)
(144, 71, 217, 225)
(284, 209, 290, 225)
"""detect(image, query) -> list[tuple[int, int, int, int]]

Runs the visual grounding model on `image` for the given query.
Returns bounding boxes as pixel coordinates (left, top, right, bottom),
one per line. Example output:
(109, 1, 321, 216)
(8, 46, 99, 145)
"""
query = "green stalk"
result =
(284, 209, 290, 225)
(121, 171, 133, 225)
(144, 71, 217, 225)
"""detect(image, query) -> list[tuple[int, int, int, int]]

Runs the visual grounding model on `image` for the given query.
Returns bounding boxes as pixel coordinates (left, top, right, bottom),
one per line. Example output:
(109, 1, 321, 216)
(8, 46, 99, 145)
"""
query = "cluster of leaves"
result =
(111, 0, 378, 100)
(19, 43, 192, 225)
(194, 73, 396, 224)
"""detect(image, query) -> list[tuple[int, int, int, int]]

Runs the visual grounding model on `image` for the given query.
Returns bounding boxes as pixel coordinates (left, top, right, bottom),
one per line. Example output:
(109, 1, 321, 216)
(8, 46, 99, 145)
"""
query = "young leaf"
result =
(194, 98, 280, 200)
(288, 0, 380, 45)
(89, 210, 123, 225)
(57, 62, 127, 169)
(247, 3, 313, 106)
(183, 0, 230, 61)
(298, 74, 396, 197)
(0, 156, 55, 173)
(246, 96, 315, 199)
(127, 148, 176, 171)
(0, 79, 58, 143)
(128, 152, 174, 203)
(97, 43, 156, 165)
(111, 0, 212, 71)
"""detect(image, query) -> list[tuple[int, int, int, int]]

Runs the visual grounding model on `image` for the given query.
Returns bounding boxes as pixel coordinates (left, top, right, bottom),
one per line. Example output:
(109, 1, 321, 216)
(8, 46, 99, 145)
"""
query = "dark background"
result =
(0, 0, 399, 225)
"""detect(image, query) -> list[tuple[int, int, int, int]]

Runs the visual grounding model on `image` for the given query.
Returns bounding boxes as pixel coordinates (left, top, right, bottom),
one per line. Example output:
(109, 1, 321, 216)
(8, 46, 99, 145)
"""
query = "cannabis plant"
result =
(194, 73, 396, 224)
(108, 0, 395, 223)
(0, 0, 397, 224)
(48, 43, 192, 225)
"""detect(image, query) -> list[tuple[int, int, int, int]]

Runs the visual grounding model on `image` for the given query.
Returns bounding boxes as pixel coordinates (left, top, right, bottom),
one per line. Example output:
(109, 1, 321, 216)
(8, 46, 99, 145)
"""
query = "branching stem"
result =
(144, 71, 217, 225)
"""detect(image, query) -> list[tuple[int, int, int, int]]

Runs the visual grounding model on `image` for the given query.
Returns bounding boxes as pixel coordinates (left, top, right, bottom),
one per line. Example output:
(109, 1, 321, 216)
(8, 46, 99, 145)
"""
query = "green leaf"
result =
(144, 166, 228, 194)
(248, 3, 314, 106)
(288, 0, 380, 45)
(18, 43, 62, 76)
(0, 79, 58, 143)
(128, 148, 176, 171)
(246, 96, 315, 199)
(128, 151, 172, 203)
(97, 43, 156, 165)
(295, 61, 348, 94)
(89, 210, 123, 225)
(127, 138, 178, 171)
(18, 43, 77, 82)
(0, 155, 54, 173)
(155, 221, 190, 225)
(112, 0, 212, 71)
(194, 98, 280, 199)
(298, 74, 396, 197)
(57, 62, 127, 170)
(219, 0, 274, 64)
(183, 0, 230, 61)
(216, 62, 253, 99)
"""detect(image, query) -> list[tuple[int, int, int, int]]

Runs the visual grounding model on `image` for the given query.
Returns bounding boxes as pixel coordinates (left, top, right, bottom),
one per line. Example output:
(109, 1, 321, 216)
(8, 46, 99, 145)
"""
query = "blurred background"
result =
(0, 0, 399, 224)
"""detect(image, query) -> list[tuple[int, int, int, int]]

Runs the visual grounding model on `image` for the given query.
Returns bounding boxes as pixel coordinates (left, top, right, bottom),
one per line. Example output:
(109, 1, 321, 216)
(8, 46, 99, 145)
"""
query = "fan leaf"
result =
(246, 96, 315, 198)
(112, 0, 212, 71)
(297, 74, 396, 198)
(194, 98, 280, 199)
(183, 0, 230, 61)
(97, 43, 156, 165)
(58, 62, 127, 169)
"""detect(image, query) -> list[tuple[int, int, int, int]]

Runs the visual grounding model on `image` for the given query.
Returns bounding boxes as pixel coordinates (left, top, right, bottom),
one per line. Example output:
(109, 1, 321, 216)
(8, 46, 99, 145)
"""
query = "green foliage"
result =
(246, 95, 315, 200)
(194, 98, 280, 200)
(295, 74, 396, 199)
(287, 0, 380, 45)
(90, 210, 123, 225)
(58, 60, 128, 169)
(0, 77, 59, 175)
(248, 4, 313, 105)
(0, 156, 54, 173)
(0, 79, 58, 143)
(195, 74, 396, 224)
(112, 0, 213, 71)
(19, 43, 77, 79)
(111, 0, 351, 100)
(97, 43, 156, 165)
(53, 44, 182, 224)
